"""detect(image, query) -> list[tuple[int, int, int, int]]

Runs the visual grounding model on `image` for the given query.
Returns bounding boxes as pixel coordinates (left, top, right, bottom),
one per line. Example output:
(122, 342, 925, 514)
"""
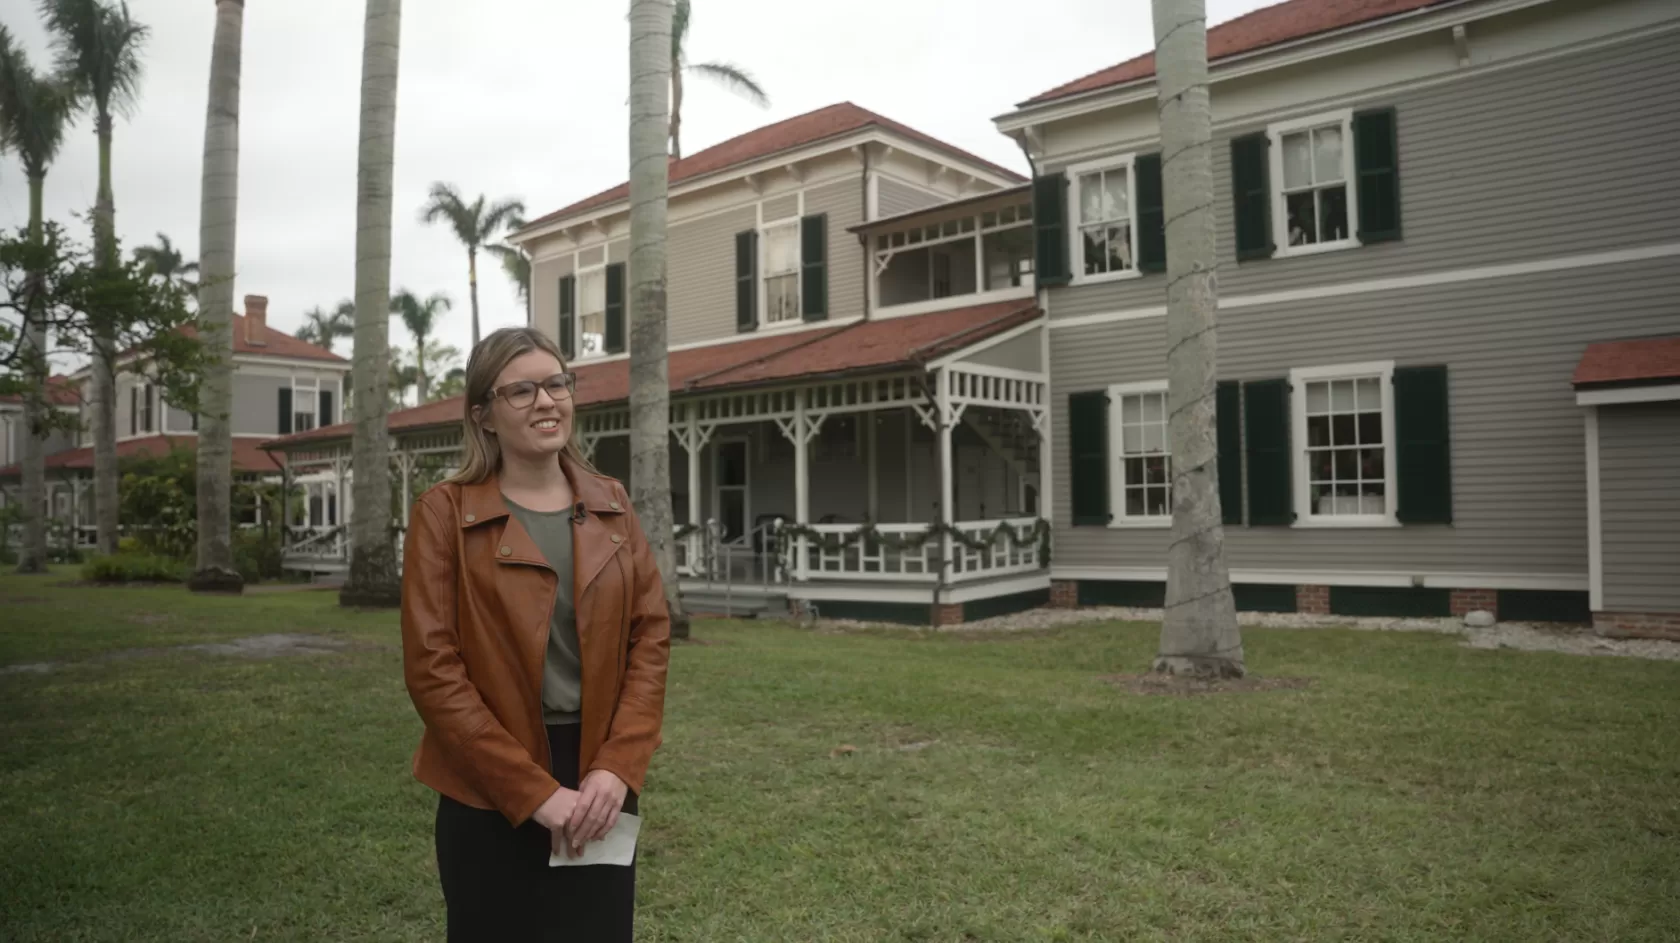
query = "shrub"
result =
(81, 553, 186, 584)
(233, 528, 284, 584)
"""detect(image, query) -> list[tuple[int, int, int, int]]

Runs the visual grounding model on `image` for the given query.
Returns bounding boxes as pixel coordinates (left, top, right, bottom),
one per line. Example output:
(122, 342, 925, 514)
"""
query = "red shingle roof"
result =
(223, 313, 347, 363)
(1022, 0, 1453, 106)
(518, 103, 1025, 234)
(1573, 337, 1680, 388)
(0, 375, 80, 407)
(0, 434, 280, 479)
(262, 302, 1041, 451)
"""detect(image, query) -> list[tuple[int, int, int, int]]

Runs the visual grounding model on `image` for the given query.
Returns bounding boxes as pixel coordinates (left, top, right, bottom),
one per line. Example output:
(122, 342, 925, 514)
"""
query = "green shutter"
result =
(557, 274, 576, 360)
(1135, 153, 1166, 273)
(801, 213, 828, 321)
(1230, 132, 1273, 261)
(1354, 107, 1402, 244)
(278, 387, 292, 436)
(1216, 381, 1243, 526)
(1394, 365, 1451, 523)
(130, 387, 138, 435)
(1032, 174, 1070, 288)
(735, 229, 758, 332)
(318, 389, 333, 427)
(1068, 390, 1109, 526)
(1243, 378, 1292, 525)
(604, 263, 626, 354)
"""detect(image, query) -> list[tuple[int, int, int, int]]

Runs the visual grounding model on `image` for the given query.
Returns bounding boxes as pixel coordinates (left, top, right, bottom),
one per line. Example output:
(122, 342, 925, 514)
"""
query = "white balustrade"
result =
(794, 517, 1044, 583)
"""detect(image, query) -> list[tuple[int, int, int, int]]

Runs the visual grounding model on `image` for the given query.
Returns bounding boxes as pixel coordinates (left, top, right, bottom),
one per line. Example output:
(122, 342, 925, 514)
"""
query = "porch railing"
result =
(792, 517, 1045, 583)
(285, 525, 349, 563)
(949, 518, 1045, 579)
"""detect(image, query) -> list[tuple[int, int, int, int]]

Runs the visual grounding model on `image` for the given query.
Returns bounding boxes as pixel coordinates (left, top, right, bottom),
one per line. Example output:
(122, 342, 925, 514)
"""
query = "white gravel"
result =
(815, 605, 1680, 662)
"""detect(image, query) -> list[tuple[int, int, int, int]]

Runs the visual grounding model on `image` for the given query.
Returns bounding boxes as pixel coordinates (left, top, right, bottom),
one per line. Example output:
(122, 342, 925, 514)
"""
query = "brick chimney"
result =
(244, 294, 269, 346)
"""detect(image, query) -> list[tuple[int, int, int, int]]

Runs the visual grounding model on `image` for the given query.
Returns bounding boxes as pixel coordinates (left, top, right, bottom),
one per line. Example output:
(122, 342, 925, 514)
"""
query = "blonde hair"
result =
(446, 326, 593, 485)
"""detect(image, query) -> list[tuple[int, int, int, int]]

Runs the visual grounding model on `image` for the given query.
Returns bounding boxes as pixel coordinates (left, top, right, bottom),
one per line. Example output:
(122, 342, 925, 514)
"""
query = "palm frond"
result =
(40, 0, 148, 119)
(672, 0, 691, 62)
(0, 25, 76, 176)
(686, 60, 769, 108)
(478, 198, 527, 241)
(418, 181, 477, 243)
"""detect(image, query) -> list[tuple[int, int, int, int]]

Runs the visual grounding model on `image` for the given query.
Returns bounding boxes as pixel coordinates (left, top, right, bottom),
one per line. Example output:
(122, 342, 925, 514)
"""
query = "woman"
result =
(400, 326, 671, 941)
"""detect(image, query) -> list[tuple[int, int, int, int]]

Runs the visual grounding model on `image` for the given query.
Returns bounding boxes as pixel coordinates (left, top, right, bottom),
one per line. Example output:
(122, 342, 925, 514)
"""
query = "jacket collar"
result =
(457, 453, 619, 529)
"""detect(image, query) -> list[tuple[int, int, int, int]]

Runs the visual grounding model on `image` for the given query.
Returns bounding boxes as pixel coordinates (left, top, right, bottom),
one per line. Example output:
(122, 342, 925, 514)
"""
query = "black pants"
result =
(434, 723, 639, 942)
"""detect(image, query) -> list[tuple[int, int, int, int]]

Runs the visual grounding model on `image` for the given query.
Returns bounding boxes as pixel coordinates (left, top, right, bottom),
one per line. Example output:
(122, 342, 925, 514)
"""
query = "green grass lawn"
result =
(3, 570, 1678, 942)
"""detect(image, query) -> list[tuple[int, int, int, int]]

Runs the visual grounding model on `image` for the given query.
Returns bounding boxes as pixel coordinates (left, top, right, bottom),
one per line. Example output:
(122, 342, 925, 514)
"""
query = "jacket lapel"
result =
(457, 476, 550, 571)
(564, 454, 629, 602)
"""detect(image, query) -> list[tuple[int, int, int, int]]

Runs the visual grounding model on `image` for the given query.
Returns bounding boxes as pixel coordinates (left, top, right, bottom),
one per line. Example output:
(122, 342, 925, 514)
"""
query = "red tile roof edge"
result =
(1020, 0, 1455, 107)
(0, 435, 281, 479)
(1572, 336, 1680, 388)
(0, 375, 81, 407)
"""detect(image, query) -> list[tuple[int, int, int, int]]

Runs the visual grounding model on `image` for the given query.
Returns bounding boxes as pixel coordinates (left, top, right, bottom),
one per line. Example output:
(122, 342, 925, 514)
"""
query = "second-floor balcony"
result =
(858, 183, 1036, 319)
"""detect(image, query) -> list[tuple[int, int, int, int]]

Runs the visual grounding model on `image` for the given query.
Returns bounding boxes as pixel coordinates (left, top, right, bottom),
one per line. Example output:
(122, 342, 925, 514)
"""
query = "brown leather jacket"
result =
(400, 456, 671, 826)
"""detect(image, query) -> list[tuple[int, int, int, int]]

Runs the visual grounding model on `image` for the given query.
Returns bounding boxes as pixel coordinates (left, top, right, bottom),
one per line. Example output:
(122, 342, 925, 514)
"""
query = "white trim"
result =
(1048, 242, 1680, 330)
(1576, 383, 1680, 406)
(925, 318, 1044, 370)
(778, 572, 1052, 605)
(1065, 152, 1141, 285)
(1107, 379, 1173, 528)
(1050, 565, 1590, 592)
(1267, 109, 1359, 258)
(232, 354, 352, 372)
(667, 315, 860, 354)
(1584, 406, 1603, 611)
(946, 572, 1052, 603)
(874, 286, 1034, 321)
(757, 193, 806, 330)
(1289, 360, 1399, 529)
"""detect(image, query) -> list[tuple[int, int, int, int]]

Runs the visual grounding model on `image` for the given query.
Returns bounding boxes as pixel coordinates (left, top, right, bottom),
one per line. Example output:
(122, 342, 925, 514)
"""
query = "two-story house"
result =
(994, 0, 1680, 636)
(0, 294, 351, 546)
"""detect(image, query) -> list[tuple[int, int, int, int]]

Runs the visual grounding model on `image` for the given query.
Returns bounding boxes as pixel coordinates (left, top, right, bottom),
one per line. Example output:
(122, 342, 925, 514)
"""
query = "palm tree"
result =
(41, 0, 150, 558)
(188, 0, 244, 595)
(341, 0, 403, 609)
(433, 366, 466, 401)
(388, 289, 450, 402)
(483, 213, 531, 324)
(295, 300, 354, 353)
(0, 25, 75, 575)
(132, 232, 197, 287)
(1151, 0, 1242, 678)
(418, 183, 523, 349)
(669, 0, 768, 160)
(629, 0, 687, 639)
(387, 357, 417, 410)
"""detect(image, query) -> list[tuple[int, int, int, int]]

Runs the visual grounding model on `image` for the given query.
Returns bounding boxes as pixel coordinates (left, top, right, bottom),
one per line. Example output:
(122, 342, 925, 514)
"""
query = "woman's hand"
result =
(565, 769, 628, 854)
(531, 786, 582, 858)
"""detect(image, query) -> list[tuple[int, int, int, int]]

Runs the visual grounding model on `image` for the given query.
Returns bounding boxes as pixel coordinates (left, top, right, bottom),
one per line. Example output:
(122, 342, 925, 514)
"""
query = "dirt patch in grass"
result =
(1103, 673, 1313, 697)
(3, 633, 356, 674)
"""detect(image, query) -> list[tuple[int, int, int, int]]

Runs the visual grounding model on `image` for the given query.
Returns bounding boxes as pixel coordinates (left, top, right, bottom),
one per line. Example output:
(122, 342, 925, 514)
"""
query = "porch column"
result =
(399, 450, 413, 528)
(794, 396, 810, 582)
(279, 456, 291, 552)
(936, 370, 955, 585)
(866, 412, 879, 522)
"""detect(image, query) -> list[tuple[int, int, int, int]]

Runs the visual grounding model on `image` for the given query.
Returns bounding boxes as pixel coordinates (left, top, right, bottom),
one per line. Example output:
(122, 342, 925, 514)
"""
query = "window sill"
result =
(1273, 239, 1361, 260)
(1291, 516, 1401, 529)
(571, 351, 629, 367)
(1109, 518, 1171, 530)
(756, 317, 812, 333)
(1069, 269, 1143, 288)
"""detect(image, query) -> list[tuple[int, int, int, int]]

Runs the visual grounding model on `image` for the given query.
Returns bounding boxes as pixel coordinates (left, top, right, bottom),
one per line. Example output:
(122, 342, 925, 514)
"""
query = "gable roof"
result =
(1573, 336, 1680, 388)
(223, 312, 347, 363)
(516, 103, 1025, 235)
(1022, 0, 1455, 106)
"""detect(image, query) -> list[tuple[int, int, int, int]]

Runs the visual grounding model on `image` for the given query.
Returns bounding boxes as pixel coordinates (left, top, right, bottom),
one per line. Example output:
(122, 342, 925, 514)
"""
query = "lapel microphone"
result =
(572, 502, 587, 524)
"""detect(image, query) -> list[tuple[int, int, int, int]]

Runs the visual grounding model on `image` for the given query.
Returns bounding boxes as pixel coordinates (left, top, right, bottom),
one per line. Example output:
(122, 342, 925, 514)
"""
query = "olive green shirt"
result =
(503, 498, 583, 725)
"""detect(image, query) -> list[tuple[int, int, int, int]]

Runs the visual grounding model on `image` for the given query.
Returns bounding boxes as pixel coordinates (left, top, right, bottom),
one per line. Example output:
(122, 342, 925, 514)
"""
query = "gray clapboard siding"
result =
(529, 253, 573, 344)
(666, 204, 755, 347)
(167, 405, 196, 432)
(233, 373, 288, 437)
(877, 177, 945, 218)
(761, 194, 798, 221)
(1598, 402, 1680, 613)
(803, 179, 866, 323)
(1048, 258, 1680, 576)
(1043, 29, 1680, 320)
(959, 329, 1042, 373)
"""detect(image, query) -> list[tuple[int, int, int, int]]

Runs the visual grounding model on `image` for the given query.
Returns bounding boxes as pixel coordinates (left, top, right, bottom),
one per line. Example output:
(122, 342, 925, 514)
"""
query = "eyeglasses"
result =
(490, 372, 576, 409)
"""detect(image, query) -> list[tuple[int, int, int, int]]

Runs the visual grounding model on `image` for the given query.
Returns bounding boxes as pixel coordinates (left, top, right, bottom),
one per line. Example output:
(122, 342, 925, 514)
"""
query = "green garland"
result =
(768, 517, 1051, 568)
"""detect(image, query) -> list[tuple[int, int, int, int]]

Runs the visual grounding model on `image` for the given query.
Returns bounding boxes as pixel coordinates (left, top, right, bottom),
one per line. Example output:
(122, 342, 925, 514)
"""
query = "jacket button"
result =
(610, 501, 621, 511)
(464, 514, 476, 523)
(611, 534, 622, 544)
(500, 545, 512, 556)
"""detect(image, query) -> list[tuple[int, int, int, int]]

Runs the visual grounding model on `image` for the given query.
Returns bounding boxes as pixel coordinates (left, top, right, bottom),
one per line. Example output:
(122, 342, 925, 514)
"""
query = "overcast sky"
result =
(0, 0, 1272, 365)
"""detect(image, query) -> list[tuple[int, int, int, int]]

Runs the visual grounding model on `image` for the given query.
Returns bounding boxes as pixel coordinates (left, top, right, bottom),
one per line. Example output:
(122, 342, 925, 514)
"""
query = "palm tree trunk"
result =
(629, 0, 687, 639)
(17, 173, 49, 574)
(189, 0, 245, 594)
(340, 0, 403, 609)
(669, 60, 684, 159)
(1152, 0, 1243, 678)
(91, 114, 119, 556)
(467, 248, 480, 349)
(416, 335, 429, 402)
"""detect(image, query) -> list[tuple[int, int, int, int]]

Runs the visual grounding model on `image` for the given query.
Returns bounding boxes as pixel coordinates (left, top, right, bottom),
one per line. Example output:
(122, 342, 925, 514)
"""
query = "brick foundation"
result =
(1049, 580, 1079, 609)
(931, 603, 965, 626)
(1449, 588, 1498, 619)
(1594, 611, 1680, 641)
(1296, 584, 1330, 615)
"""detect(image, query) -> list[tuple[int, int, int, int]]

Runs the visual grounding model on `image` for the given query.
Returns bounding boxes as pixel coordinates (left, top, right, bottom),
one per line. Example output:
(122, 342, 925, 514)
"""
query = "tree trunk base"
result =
(14, 558, 48, 576)
(1152, 654, 1246, 679)
(339, 545, 401, 609)
(186, 567, 245, 595)
(669, 610, 691, 640)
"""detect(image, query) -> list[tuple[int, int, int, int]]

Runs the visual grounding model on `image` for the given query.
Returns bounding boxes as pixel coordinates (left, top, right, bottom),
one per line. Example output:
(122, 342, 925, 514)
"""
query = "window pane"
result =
(1146, 487, 1169, 516)
(1078, 173, 1104, 223)
(1145, 456, 1168, 484)
(580, 270, 606, 314)
(1121, 396, 1141, 424)
(1333, 447, 1357, 479)
(1141, 392, 1164, 422)
(1124, 457, 1144, 487)
(1319, 185, 1349, 243)
(765, 225, 799, 274)
(1357, 411, 1383, 445)
(765, 274, 799, 323)
(1141, 423, 1165, 454)
(1306, 381, 1330, 414)
(1126, 488, 1145, 517)
(1285, 191, 1318, 245)
(1331, 413, 1356, 446)
(1106, 225, 1132, 271)
(1082, 227, 1106, 275)
(1330, 380, 1355, 411)
(580, 312, 605, 355)
(1101, 169, 1128, 221)
(1282, 132, 1312, 189)
(1313, 125, 1344, 183)
(1307, 415, 1330, 448)
(1359, 448, 1384, 479)
(1356, 378, 1381, 410)
(1122, 424, 1141, 453)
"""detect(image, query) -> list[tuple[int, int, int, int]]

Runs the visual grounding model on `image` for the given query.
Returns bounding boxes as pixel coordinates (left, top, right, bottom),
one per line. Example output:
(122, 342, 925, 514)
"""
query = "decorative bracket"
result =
(874, 250, 897, 276)
(743, 173, 763, 195)
(577, 434, 598, 463)
(774, 413, 826, 446)
(1029, 408, 1048, 434)
(675, 421, 716, 455)
(1451, 24, 1470, 67)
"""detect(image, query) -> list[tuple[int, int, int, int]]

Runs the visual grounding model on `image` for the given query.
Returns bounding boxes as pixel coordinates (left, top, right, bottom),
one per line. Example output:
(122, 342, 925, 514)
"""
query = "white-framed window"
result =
(1269, 110, 1358, 256)
(1068, 153, 1138, 282)
(761, 217, 801, 325)
(1290, 361, 1397, 527)
(1107, 380, 1172, 526)
(576, 264, 607, 358)
(292, 376, 319, 433)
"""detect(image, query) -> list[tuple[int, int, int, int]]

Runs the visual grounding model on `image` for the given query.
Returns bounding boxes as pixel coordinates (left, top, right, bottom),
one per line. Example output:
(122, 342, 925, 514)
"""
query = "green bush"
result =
(81, 553, 186, 584)
(233, 528, 284, 584)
